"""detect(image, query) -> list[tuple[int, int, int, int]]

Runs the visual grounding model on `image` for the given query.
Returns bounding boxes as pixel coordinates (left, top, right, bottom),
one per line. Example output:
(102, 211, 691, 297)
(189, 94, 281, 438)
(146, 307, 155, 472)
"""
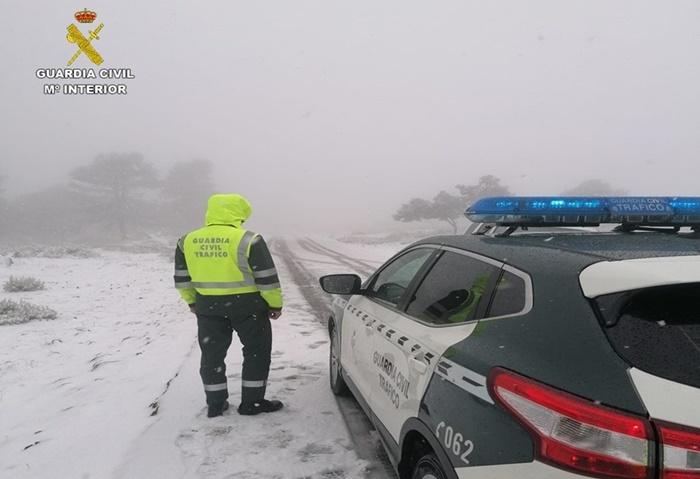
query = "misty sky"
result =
(1, 1, 699, 234)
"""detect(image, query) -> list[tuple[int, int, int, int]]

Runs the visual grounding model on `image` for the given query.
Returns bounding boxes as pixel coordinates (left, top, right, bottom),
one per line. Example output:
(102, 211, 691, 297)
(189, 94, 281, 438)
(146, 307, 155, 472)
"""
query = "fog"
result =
(1, 0, 699, 238)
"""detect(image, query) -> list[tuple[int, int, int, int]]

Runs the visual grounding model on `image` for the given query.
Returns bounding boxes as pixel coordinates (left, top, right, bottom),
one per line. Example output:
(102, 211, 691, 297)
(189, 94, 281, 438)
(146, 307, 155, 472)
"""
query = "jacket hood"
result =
(204, 194, 252, 227)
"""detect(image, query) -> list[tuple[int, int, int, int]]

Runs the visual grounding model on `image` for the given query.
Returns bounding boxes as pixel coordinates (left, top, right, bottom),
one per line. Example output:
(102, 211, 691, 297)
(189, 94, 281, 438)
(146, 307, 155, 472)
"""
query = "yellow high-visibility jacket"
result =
(174, 194, 283, 310)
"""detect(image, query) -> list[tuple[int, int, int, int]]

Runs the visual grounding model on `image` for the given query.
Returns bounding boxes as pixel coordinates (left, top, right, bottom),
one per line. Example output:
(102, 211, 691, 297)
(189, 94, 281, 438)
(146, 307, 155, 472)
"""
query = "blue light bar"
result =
(465, 196, 700, 227)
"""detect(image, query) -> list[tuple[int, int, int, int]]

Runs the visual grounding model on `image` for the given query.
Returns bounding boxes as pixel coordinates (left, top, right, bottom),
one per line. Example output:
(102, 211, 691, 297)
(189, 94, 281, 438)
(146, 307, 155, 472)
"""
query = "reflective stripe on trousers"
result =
(242, 380, 266, 388)
(204, 382, 228, 392)
(241, 379, 267, 403)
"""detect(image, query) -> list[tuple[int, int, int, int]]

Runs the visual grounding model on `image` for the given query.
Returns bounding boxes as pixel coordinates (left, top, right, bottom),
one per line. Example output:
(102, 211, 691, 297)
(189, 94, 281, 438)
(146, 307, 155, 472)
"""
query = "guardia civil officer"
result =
(174, 194, 284, 418)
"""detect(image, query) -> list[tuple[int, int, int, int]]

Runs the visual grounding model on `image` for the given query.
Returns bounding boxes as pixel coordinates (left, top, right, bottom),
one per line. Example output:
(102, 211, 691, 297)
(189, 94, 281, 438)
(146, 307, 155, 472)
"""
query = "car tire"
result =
(329, 323, 350, 396)
(411, 452, 448, 479)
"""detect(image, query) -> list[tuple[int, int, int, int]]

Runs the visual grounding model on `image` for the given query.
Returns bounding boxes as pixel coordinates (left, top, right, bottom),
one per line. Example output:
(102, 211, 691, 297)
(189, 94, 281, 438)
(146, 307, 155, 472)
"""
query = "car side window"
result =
(405, 251, 498, 325)
(369, 248, 434, 307)
(486, 270, 527, 318)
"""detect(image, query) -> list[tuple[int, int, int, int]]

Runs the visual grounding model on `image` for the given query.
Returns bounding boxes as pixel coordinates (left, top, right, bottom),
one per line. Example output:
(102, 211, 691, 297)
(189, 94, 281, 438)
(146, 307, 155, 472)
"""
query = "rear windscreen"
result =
(595, 283, 700, 389)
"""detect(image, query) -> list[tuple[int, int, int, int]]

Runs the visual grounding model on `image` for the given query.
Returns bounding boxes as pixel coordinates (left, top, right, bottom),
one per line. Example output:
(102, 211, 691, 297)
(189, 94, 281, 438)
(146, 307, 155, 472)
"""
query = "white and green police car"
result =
(320, 196, 700, 479)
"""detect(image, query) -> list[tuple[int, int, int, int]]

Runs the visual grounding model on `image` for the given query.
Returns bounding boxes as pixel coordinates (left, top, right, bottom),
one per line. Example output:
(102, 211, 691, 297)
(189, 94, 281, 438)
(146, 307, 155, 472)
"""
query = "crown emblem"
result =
(74, 8, 97, 24)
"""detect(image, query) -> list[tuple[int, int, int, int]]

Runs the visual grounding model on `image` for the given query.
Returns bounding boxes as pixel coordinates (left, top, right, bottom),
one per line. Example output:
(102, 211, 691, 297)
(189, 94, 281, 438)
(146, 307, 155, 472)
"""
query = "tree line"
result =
(0, 160, 628, 244)
(0, 153, 216, 244)
(393, 176, 627, 233)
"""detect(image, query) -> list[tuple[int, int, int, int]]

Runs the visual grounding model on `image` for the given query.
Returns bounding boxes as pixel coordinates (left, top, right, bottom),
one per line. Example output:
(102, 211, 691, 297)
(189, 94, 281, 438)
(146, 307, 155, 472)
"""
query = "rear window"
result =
(595, 283, 700, 389)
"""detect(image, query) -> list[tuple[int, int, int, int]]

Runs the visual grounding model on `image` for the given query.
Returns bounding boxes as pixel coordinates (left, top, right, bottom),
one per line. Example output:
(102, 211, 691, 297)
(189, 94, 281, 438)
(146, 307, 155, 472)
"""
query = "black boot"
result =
(237, 399, 284, 416)
(207, 401, 229, 418)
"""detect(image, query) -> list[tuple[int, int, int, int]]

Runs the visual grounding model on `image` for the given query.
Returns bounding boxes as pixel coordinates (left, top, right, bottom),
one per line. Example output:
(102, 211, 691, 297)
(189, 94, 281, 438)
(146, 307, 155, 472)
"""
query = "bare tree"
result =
(457, 175, 511, 206)
(430, 190, 466, 233)
(393, 198, 433, 222)
(70, 153, 158, 239)
(161, 159, 215, 233)
(561, 179, 627, 196)
(394, 191, 464, 233)
(393, 175, 512, 234)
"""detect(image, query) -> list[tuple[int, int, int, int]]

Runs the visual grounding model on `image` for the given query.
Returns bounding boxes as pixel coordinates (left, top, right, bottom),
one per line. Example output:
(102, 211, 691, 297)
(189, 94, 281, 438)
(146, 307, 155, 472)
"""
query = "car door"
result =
(368, 247, 502, 443)
(340, 247, 436, 410)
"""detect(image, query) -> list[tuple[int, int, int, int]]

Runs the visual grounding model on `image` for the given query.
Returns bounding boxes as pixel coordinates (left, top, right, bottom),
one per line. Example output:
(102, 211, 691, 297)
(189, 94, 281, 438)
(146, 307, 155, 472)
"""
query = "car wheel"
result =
(329, 323, 350, 396)
(411, 452, 447, 479)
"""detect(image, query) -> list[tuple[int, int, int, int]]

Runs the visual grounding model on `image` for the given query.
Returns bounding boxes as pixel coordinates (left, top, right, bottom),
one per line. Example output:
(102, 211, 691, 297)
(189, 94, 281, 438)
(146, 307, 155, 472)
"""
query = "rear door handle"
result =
(410, 357, 428, 375)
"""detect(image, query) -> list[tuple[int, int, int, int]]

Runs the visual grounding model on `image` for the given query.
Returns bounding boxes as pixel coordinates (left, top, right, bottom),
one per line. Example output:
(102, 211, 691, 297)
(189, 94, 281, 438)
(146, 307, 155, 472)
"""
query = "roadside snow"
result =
(0, 248, 367, 479)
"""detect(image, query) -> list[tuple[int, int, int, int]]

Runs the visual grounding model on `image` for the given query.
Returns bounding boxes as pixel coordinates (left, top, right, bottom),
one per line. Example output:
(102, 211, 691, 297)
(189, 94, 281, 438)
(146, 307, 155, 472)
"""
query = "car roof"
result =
(412, 231, 700, 274)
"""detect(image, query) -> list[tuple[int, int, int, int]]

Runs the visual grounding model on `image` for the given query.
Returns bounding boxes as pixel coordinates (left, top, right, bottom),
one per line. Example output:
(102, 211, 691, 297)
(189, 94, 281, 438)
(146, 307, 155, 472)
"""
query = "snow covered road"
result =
(271, 239, 400, 479)
(0, 238, 406, 479)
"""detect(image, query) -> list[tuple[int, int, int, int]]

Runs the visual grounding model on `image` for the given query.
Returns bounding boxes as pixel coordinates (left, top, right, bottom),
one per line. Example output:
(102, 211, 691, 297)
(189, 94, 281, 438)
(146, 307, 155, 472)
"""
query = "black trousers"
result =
(195, 293, 272, 406)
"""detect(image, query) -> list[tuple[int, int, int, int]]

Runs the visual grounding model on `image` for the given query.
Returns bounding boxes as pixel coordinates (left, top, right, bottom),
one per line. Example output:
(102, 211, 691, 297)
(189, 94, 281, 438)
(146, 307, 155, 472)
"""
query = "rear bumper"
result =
(456, 461, 587, 478)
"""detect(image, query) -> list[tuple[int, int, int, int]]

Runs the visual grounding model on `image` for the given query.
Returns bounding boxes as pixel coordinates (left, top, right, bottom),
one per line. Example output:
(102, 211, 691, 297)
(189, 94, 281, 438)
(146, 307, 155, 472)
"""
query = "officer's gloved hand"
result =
(269, 309, 282, 320)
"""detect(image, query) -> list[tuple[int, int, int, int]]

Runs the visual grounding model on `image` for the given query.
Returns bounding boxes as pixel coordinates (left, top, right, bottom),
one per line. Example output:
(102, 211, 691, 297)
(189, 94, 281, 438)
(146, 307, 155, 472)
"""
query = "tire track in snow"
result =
(272, 238, 396, 479)
(297, 239, 375, 277)
(272, 238, 332, 327)
(302, 239, 381, 272)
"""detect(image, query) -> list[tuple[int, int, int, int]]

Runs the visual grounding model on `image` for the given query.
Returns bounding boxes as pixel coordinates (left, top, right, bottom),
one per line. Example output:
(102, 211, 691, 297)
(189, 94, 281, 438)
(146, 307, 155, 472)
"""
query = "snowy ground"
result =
(0, 236, 405, 479)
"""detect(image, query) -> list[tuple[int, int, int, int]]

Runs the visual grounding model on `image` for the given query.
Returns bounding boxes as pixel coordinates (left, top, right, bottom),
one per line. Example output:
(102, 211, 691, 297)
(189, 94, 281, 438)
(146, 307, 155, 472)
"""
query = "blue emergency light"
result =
(465, 196, 700, 227)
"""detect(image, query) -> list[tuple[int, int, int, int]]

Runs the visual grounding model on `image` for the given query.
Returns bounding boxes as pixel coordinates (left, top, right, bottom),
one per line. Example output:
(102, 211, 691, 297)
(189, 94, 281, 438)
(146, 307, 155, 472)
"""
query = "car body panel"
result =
(630, 367, 700, 429)
(443, 266, 647, 416)
(417, 372, 533, 468)
(340, 295, 378, 406)
(579, 255, 700, 298)
(368, 301, 479, 442)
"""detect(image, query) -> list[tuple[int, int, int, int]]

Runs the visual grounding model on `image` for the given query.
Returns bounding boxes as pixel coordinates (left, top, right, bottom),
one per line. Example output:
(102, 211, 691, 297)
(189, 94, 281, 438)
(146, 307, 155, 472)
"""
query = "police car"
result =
(319, 197, 700, 479)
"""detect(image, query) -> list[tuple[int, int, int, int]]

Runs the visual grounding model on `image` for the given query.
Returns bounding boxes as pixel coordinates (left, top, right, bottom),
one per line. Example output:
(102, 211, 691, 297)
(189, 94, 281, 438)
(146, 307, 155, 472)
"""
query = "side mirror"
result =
(319, 274, 362, 295)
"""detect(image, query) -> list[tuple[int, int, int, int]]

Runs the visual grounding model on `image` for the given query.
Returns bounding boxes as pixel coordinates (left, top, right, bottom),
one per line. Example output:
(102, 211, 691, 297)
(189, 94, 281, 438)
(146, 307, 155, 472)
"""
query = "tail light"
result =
(489, 368, 654, 479)
(656, 421, 700, 479)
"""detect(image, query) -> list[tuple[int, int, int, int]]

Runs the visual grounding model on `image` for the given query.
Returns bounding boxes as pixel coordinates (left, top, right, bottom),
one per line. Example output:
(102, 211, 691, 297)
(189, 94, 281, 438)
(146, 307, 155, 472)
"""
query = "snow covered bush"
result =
(3, 276, 45, 292)
(0, 299, 57, 325)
